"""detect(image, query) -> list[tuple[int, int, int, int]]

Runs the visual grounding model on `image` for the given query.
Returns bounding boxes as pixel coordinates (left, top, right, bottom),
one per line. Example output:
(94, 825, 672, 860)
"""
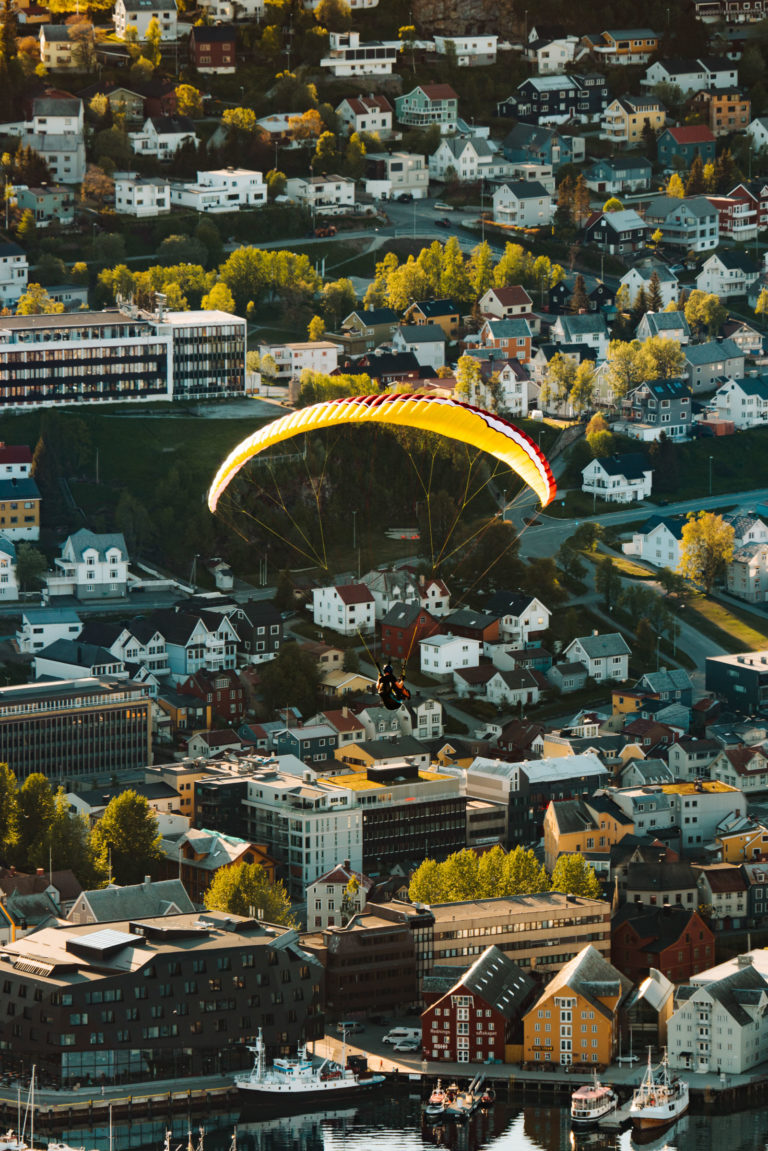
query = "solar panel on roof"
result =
(72, 928, 136, 952)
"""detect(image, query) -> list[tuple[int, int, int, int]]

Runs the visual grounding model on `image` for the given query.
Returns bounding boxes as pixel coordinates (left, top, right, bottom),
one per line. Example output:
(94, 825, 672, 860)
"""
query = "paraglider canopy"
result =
(208, 393, 556, 514)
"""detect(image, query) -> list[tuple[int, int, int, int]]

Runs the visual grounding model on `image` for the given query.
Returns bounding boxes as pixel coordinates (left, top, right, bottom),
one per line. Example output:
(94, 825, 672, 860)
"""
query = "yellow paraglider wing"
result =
(208, 393, 556, 514)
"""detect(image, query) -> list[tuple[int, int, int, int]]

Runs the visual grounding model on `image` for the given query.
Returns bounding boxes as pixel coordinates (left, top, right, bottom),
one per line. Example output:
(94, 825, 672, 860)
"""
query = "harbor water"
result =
(38, 1091, 768, 1151)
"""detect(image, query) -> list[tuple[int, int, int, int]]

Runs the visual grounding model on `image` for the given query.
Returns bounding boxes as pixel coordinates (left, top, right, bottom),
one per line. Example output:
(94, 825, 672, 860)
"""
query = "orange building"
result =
(543, 796, 634, 871)
(522, 944, 631, 1067)
(690, 89, 751, 137)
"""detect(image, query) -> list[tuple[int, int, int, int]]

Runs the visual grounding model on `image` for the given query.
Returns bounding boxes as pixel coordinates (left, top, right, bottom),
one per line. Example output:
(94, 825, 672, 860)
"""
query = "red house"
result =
(178, 668, 246, 723)
(611, 905, 715, 984)
(441, 608, 501, 644)
(421, 945, 537, 1063)
(380, 602, 439, 663)
(189, 25, 237, 74)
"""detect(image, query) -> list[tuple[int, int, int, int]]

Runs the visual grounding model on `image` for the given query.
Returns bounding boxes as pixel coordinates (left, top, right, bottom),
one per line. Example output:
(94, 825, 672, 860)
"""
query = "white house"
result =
(433, 34, 498, 65)
(645, 194, 719, 252)
(697, 251, 761, 298)
(0, 242, 28, 307)
(16, 608, 82, 653)
(486, 668, 541, 708)
(285, 174, 355, 213)
(623, 515, 685, 569)
(312, 583, 375, 635)
(712, 376, 768, 428)
(564, 633, 631, 682)
(320, 30, 400, 76)
(306, 862, 373, 930)
(726, 542, 768, 603)
(620, 264, 679, 309)
(428, 136, 512, 183)
(129, 116, 198, 159)
(392, 324, 445, 371)
(33, 639, 128, 682)
(170, 168, 267, 212)
(364, 151, 429, 199)
(582, 452, 653, 503)
(747, 116, 768, 152)
(478, 285, 534, 319)
(527, 32, 580, 73)
(492, 180, 554, 228)
(709, 745, 768, 792)
(552, 312, 610, 360)
(258, 339, 339, 381)
(486, 592, 551, 646)
(336, 95, 393, 136)
(0, 538, 18, 601)
(420, 633, 481, 676)
(636, 310, 691, 344)
(668, 962, 768, 1074)
(114, 0, 178, 40)
(42, 530, 129, 602)
(114, 172, 170, 217)
(4, 95, 87, 186)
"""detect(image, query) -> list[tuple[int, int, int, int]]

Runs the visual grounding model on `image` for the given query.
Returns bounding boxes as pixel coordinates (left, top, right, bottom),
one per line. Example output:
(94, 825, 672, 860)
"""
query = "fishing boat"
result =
(630, 1049, 689, 1133)
(570, 1074, 619, 1129)
(423, 1081, 448, 1121)
(441, 1074, 485, 1122)
(235, 1029, 385, 1106)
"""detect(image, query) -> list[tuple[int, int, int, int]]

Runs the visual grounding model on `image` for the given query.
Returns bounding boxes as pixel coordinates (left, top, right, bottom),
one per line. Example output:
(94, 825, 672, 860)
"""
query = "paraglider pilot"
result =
(376, 663, 410, 711)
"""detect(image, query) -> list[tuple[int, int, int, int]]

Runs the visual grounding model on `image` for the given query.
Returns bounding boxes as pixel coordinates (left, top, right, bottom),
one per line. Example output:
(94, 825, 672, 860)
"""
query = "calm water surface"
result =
(48, 1093, 768, 1151)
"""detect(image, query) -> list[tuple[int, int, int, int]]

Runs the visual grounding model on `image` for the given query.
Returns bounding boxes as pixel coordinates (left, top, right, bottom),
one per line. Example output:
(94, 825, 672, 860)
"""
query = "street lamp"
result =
(709, 455, 713, 497)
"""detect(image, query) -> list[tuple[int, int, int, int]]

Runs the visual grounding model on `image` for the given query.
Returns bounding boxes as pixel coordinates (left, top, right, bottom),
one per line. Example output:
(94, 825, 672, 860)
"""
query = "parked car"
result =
(383, 1028, 420, 1044)
(435, 201, 455, 211)
(616, 1053, 639, 1064)
(396, 192, 413, 202)
(435, 218, 450, 227)
(393, 1041, 421, 1052)
(336, 1020, 365, 1034)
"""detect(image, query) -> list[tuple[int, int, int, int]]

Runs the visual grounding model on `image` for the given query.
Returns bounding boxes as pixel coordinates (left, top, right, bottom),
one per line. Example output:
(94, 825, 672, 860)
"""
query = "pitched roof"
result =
(685, 338, 742, 365)
(396, 323, 446, 343)
(570, 632, 632, 658)
(485, 286, 533, 307)
(411, 299, 459, 317)
(591, 451, 651, 480)
(448, 945, 536, 1018)
(697, 864, 747, 893)
(417, 83, 459, 100)
(540, 945, 631, 1018)
(664, 125, 716, 143)
(66, 529, 126, 561)
(334, 583, 375, 605)
(591, 208, 647, 232)
(74, 880, 195, 922)
(708, 250, 759, 273)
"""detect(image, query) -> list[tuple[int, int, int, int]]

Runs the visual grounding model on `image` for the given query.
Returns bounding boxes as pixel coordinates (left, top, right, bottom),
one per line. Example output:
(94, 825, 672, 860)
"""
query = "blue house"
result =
(657, 125, 716, 167)
(584, 156, 652, 195)
(501, 122, 585, 169)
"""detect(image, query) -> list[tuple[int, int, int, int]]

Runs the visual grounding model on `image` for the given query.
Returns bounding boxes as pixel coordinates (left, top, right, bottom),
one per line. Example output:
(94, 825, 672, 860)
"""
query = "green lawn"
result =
(684, 594, 768, 652)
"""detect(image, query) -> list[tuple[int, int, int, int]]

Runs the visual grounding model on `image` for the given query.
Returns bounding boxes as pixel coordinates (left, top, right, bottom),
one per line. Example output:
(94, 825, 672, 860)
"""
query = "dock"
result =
(598, 1100, 633, 1130)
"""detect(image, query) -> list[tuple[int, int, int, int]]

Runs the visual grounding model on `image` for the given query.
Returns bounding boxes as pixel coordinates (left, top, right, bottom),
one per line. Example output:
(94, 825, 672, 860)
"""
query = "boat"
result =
(442, 1074, 485, 1122)
(235, 1029, 385, 1105)
(480, 1086, 495, 1109)
(570, 1074, 619, 1129)
(629, 1049, 689, 1133)
(423, 1080, 448, 1121)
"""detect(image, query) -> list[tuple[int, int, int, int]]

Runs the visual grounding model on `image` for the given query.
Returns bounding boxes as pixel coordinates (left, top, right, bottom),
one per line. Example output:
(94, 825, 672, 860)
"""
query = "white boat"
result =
(423, 1080, 447, 1121)
(570, 1075, 619, 1128)
(235, 1029, 385, 1106)
(630, 1049, 689, 1133)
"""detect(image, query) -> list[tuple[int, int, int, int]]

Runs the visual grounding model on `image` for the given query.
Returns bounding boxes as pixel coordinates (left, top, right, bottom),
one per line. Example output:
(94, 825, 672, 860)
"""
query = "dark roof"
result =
(443, 945, 536, 1019)
(149, 115, 195, 135)
(411, 299, 459, 317)
(594, 451, 651, 479)
(625, 861, 698, 892)
(190, 24, 236, 42)
(381, 602, 424, 628)
(485, 590, 537, 617)
(613, 903, 703, 951)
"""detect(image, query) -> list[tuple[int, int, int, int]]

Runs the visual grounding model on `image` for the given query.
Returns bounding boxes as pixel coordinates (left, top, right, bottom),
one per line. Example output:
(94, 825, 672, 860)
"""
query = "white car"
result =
(616, 1053, 639, 1064)
(393, 1041, 421, 1053)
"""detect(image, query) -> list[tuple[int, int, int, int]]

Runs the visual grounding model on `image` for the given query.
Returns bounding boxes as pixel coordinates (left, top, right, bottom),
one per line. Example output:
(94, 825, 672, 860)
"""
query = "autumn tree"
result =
(91, 791, 163, 885)
(572, 173, 590, 225)
(570, 273, 589, 313)
(756, 287, 768, 320)
(16, 284, 64, 316)
(205, 861, 296, 925)
(685, 153, 705, 196)
(313, 130, 337, 172)
(685, 289, 727, 338)
(677, 510, 735, 593)
(81, 164, 114, 206)
(639, 335, 685, 379)
(0, 762, 19, 859)
(542, 352, 576, 411)
(647, 270, 664, 312)
(550, 853, 603, 899)
(174, 84, 203, 117)
(201, 281, 235, 313)
(604, 339, 647, 403)
(602, 196, 624, 212)
(666, 172, 685, 198)
(143, 15, 162, 66)
(455, 354, 482, 401)
(569, 360, 596, 415)
(307, 313, 325, 340)
(503, 845, 549, 895)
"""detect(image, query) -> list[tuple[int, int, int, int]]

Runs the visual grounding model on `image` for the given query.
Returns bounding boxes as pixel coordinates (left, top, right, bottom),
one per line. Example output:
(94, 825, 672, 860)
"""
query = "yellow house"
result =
(523, 944, 631, 1066)
(145, 761, 212, 821)
(602, 95, 666, 146)
(39, 24, 94, 70)
(543, 796, 634, 871)
(716, 818, 768, 862)
(321, 669, 376, 698)
(612, 689, 645, 718)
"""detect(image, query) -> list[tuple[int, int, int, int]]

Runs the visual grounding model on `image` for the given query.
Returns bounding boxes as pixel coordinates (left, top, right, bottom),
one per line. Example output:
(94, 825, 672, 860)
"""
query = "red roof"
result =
(322, 708, 366, 733)
(487, 286, 533, 307)
(724, 746, 768, 775)
(343, 95, 393, 115)
(666, 125, 716, 144)
(698, 865, 747, 893)
(0, 443, 32, 465)
(335, 583, 375, 606)
(419, 84, 458, 100)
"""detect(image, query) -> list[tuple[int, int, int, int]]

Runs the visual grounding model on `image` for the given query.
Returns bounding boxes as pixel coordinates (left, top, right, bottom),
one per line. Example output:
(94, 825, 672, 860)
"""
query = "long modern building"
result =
(0, 676, 152, 783)
(0, 306, 246, 409)
(0, 911, 324, 1086)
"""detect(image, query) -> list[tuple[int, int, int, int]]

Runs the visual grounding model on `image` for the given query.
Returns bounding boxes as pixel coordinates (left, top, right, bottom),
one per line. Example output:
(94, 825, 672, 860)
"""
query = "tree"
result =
(313, 130, 337, 172)
(174, 83, 202, 117)
(544, 352, 576, 411)
(756, 287, 768, 320)
(222, 106, 258, 136)
(16, 284, 64, 315)
(344, 131, 366, 179)
(550, 853, 603, 899)
(685, 289, 727, 338)
(503, 845, 549, 895)
(602, 196, 624, 212)
(604, 339, 646, 403)
(686, 153, 705, 196)
(315, 0, 351, 28)
(38, 789, 101, 885)
(409, 858, 447, 903)
(204, 860, 295, 925)
(666, 172, 685, 198)
(288, 108, 323, 142)
(455, 354, 482, 401)
(340, 873, 359, 925)
(702, 160, 717, 193)
(321, 277, 355, 327)
(266, 169, 287, 200)
(258, 642, 320, 716)
(440, 234, 471, 301)
(677, 510, 735, 593)
(15, 541, 46, 590)
(0, 762, 19, 858)
(307, 313, 325, 340)
(570, 273, 589, 313)
(639, 335, 685, 379)
(398, 23, 417, 73)
(595, 556, 621, 607)
(647, 270, 664, 313)
(81, 163, 114, 206)
(569, 360, 595, 415)
(200, 281, 235, 313)
(143, 15, 162, 66)
(17, 772, 55, 867)
(572, 173, 590, 225)
(93, 125, 132, 168)
(587, 427, 615, 457)
(70, 23, 96, 72)
(91, 791, 163, 885)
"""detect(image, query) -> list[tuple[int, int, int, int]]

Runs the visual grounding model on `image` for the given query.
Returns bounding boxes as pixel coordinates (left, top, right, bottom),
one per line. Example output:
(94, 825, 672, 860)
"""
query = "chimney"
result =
(144, 875, 151, 886)
(344, 858, 351, 871)
(36, 868, 44, 876)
